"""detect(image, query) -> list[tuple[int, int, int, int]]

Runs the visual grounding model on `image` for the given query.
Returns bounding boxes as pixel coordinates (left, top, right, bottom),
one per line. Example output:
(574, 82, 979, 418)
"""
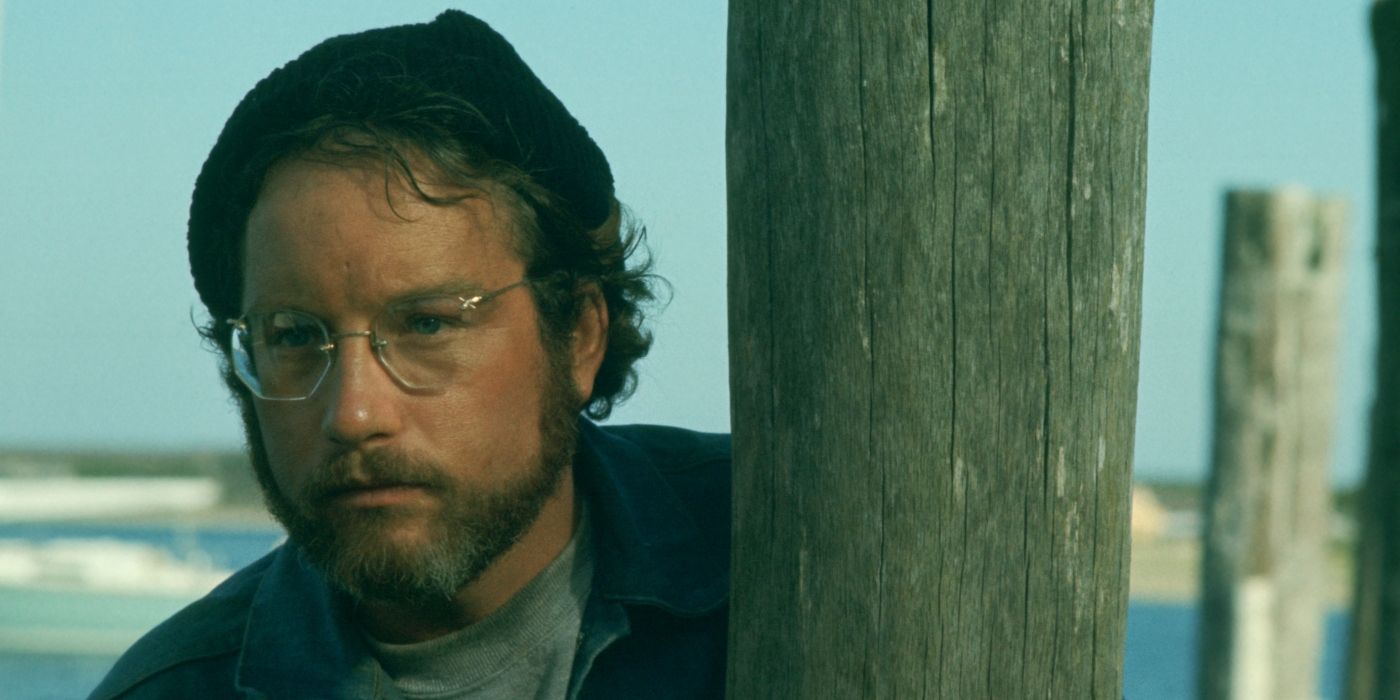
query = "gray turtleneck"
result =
(362, 510, 594, 699)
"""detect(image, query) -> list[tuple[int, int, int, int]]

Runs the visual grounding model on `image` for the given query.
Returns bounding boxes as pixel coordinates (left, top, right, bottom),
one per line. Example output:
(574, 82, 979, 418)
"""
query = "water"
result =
(0, 521, 282, 573)
(0, 521, 283, 699)
(0, 524, 1356, 699)
(0, 654, 117, 700)
(1123, 601, 1352, 699)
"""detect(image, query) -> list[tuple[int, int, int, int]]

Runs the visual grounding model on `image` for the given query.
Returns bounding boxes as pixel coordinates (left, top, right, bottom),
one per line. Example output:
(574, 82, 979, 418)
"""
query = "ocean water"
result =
(1123, 601, 1351, 699)
(0, 522, 284, 699)
(0, 521, 282, 573)
(0, 523, 1355, 699)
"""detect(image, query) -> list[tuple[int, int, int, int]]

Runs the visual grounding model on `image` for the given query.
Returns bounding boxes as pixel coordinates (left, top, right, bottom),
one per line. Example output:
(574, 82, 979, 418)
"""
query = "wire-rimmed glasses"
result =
(227, 279, 531, 400)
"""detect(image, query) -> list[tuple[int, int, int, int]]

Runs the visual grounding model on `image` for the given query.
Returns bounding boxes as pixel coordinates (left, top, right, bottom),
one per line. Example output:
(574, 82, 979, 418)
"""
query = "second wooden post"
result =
(1198, 188, 1348, 700)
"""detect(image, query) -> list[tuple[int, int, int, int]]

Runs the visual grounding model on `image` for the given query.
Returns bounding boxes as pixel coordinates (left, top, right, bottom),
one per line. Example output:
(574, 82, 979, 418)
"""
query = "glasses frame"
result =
(226, 279, 532, 401)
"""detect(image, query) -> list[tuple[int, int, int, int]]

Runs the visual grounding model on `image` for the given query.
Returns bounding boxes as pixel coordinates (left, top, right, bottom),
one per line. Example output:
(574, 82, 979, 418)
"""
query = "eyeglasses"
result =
(227, 279, 531, 400)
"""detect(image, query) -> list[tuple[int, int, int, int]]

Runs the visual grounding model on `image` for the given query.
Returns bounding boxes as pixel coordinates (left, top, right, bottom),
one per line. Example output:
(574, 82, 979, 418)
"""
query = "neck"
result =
(355, 467, 578, 644)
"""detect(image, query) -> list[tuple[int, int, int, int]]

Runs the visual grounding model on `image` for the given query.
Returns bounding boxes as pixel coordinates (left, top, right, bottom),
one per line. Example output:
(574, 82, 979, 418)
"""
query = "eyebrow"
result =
(389, 280, 491, 302)
(239, 279, 490, 317)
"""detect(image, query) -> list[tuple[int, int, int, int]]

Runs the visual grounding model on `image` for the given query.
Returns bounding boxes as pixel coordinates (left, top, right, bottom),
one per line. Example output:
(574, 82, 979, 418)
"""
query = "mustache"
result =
(301, 449, 450, 504)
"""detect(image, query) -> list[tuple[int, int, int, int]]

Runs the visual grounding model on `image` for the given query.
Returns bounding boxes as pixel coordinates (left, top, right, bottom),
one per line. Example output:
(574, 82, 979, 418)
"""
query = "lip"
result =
(324, 483, 429, 508)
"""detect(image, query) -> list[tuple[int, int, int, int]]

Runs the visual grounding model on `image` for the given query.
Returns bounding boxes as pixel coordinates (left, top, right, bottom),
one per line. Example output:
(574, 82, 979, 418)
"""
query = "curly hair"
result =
(189, 20, 660, 418)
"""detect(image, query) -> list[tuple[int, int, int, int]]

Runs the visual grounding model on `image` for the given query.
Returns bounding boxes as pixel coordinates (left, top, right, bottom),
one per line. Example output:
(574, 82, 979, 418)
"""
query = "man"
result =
(90, 10, 730, 699)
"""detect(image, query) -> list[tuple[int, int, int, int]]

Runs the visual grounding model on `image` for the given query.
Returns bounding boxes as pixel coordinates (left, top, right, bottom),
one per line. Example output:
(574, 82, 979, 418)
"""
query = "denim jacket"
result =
(88, 422, 731, 699)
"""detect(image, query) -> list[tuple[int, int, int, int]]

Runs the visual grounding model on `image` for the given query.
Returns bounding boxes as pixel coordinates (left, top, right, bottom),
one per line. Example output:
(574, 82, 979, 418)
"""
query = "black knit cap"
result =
(188, 9, 614, 320)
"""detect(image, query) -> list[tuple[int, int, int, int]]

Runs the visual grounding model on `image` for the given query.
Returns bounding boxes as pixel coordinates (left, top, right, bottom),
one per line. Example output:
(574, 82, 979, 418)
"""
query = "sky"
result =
(0, 1, 1378, 486)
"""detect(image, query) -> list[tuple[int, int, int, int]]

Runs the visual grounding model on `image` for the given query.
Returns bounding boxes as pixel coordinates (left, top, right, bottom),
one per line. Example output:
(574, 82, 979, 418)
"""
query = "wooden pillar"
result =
(724, 1, 1153, 697)
(1197, 189, 1348, 700)
(1347, 2, 1400, 698)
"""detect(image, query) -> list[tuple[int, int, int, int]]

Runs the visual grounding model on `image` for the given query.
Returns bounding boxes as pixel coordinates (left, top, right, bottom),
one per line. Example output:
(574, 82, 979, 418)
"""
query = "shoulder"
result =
(594, 423, 730, 474)
(87, 547, 280, 700)
(584, 423, 731, 517)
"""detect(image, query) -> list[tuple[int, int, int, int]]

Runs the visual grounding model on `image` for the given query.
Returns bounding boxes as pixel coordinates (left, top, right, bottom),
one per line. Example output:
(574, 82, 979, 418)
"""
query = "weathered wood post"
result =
(725, 1, 1153, 697)
(1347, 2, 1400, 699)
(1197, 189, 1348, 700)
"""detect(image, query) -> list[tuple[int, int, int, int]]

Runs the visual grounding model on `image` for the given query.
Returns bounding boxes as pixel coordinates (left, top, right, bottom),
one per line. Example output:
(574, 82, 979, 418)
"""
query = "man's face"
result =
(239, 158, 587, 604)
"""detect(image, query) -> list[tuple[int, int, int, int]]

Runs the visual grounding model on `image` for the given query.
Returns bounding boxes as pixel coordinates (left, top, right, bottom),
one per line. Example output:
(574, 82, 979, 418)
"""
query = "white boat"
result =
(0, 538, 232, 655)
(0, 477, 222, 521)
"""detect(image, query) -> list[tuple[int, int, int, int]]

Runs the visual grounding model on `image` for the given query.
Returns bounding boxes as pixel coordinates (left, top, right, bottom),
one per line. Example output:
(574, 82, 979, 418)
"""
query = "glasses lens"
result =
(234, 311, 331, 399)
(374, 295, 485, 390)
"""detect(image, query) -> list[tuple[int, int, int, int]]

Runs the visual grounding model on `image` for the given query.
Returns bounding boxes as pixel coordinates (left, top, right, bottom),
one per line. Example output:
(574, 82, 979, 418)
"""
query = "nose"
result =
(319, 333, 402, 447)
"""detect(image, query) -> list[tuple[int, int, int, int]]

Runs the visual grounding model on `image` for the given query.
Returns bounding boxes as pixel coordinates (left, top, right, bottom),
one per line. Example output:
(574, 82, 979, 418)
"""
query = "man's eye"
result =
(268, 324, 319, 348)
(387, 296, 476, 338)
(408, 315, 447, 335)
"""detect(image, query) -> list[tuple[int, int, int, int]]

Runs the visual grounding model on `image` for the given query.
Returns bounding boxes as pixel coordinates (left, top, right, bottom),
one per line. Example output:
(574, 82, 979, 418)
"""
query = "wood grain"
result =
(726, 1, 1153, 696)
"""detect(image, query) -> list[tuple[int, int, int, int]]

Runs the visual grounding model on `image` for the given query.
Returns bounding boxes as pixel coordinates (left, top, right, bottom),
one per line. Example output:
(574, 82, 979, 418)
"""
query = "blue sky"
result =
(0, 1, 1377, 486)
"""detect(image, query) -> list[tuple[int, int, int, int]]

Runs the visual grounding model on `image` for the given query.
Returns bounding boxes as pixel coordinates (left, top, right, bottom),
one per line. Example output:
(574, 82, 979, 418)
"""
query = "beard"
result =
(239, 345, 582, 607)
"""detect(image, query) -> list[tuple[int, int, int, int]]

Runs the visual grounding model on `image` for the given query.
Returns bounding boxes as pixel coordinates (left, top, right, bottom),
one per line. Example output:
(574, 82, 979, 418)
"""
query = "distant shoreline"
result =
(1129, 535, 1355, 608)
(0, 469, 1357, 609)
(63, 505, 281, 530)
(15, 515, 1353, 608)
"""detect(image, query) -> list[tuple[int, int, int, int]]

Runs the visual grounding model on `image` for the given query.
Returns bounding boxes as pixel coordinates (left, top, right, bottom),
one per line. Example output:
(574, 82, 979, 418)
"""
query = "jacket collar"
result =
(237, 547, 390, 698)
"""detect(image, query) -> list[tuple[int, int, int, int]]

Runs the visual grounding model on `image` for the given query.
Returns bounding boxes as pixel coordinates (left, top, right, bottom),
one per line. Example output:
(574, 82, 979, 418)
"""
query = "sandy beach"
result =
(1129, 534, 1355, 607)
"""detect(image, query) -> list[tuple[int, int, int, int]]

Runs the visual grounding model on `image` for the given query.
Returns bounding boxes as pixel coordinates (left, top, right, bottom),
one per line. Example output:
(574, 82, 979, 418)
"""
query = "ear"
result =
(569, 284, 609, 404)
